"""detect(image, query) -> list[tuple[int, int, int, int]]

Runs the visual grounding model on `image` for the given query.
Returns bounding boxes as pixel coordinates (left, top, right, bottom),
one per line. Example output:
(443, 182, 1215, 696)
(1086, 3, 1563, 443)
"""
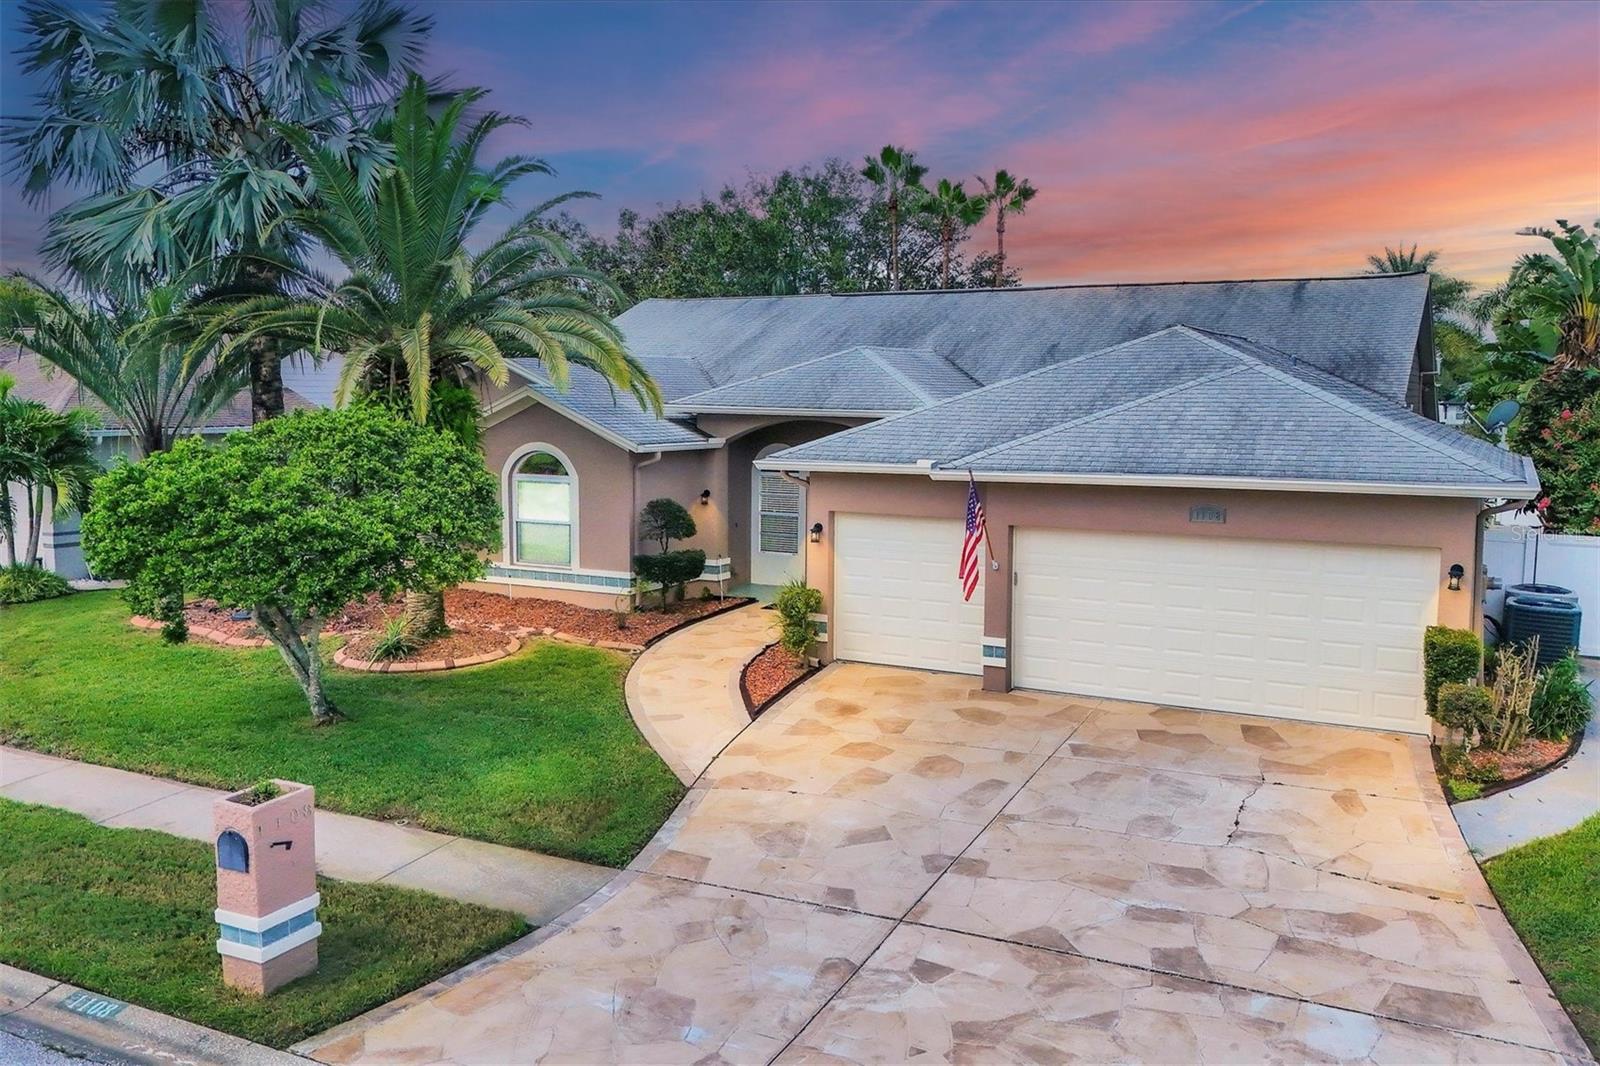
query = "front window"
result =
(512, 450, 573, 566)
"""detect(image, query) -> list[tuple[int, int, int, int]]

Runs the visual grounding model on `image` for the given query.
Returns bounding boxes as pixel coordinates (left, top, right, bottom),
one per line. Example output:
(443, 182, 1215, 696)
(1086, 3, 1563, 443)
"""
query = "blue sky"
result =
(3, 0, 1597, 285)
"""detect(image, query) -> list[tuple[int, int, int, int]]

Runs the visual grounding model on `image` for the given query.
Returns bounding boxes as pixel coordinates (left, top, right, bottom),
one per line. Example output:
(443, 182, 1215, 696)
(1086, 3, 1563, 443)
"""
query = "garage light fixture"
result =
(699, 489, 712, 506)
(1447, 563, 1465, 591)
(809, 522, 825, 543)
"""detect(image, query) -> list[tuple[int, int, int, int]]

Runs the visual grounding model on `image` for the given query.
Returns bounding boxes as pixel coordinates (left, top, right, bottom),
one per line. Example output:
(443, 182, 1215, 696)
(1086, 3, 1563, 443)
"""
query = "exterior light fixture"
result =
(1447, 563, 1465, 591)
(809, 522, 824, 543)
(699, 489, 712, 506)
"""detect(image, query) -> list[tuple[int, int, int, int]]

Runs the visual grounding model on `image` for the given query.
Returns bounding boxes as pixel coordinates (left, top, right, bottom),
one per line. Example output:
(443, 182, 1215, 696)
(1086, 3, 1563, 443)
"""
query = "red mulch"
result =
(743, 643, 812, 716)
(174, 600, 261, 639)
(444, 588, 739, 644)
(1465, 737, 1571, 782)
(342, 624, 510, 664)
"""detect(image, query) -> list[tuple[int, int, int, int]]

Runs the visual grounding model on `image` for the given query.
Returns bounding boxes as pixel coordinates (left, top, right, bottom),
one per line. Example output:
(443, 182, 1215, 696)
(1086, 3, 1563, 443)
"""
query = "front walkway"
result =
(297, 663, 1588, 1064)
(1454, 657, 1600, 857)
(0, 746, 612, 924)
(624, 601, 774, 784)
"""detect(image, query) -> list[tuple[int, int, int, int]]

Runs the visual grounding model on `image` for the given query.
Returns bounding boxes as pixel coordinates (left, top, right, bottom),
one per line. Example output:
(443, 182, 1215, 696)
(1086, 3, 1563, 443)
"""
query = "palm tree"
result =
(975, 170, 1036, 288)
(1511, 220, 1598, 373)
(862, 146, 928, 290)
(0, 374, 98, 567)
(4, 279, 244, 458)
(203, 77, 657, 636)
(4, 0, 431, 422)
(1362, 245, 1484, 397)
(916, 180, 990, 289)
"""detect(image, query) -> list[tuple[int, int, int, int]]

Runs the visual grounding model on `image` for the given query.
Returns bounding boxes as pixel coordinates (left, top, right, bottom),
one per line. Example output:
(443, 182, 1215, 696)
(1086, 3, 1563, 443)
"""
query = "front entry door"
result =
(751, 445, 805, 586)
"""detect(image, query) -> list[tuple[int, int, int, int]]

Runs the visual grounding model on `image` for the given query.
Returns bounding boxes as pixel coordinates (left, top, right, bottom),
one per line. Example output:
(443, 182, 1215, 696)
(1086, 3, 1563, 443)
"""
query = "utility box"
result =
(212, 780, 320, 995)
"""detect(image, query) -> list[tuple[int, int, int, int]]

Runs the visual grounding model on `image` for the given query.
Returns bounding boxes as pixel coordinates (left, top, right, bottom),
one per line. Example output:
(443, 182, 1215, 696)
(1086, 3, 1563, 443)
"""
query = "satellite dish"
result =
(1483, 399, 1521, 433)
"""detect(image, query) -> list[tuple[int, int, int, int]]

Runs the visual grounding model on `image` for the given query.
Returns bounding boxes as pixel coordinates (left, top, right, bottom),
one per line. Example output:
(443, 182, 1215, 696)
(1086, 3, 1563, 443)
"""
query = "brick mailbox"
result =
(212, 780, 320, 995)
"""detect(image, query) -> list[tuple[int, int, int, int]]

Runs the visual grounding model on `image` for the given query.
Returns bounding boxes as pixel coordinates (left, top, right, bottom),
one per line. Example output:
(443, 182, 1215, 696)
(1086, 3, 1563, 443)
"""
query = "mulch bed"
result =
(741, 642, 815, 718)
(341, 625, 510, 664)
(1438, 730, 1585, 802)
(445, 588, 747, 646)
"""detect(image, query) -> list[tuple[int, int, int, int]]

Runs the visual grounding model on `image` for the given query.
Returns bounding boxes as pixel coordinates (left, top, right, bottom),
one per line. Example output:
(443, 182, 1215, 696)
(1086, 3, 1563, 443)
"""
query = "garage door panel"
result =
(1013, 529, 1437, 733)
(834, 514, 983, 675)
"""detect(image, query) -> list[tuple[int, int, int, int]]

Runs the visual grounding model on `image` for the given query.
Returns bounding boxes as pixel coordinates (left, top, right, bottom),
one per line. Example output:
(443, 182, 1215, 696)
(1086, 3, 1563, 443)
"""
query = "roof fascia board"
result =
(666, 404, 904, 418)
(487, 382, 717, 452)
(927, 468, 1537, 499)
(753, 458, 930, 475)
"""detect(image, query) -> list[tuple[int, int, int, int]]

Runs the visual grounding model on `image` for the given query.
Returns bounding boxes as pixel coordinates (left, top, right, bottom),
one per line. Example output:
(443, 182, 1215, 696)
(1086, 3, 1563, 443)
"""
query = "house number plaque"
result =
(1189, 504, 1227, 524)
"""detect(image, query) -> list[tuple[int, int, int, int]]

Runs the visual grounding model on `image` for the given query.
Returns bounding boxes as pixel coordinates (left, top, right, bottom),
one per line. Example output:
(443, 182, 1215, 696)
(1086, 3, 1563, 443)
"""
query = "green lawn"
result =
(0, 592, 684, 866)
(1483, 815, 1600, 1055)
(0, 799, 526, 1048)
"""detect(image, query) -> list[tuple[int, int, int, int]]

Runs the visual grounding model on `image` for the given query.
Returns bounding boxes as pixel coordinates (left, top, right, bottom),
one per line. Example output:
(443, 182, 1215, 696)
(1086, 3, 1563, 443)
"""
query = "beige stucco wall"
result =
(802, 473, 1483, 692)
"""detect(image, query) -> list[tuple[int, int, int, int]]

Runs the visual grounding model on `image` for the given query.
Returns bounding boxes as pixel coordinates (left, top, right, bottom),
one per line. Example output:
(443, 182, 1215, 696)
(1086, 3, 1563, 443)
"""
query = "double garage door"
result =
(832, 516, 1438, 732)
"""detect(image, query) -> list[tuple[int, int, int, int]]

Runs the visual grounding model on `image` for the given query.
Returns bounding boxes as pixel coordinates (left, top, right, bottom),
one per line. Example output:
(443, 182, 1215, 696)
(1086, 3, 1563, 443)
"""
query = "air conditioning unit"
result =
(1503, 595, 1583, 667)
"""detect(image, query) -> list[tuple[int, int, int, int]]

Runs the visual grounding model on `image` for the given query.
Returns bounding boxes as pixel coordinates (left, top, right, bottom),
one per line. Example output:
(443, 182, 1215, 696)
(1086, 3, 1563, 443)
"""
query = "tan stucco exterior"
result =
(801, 473, 1483, 693)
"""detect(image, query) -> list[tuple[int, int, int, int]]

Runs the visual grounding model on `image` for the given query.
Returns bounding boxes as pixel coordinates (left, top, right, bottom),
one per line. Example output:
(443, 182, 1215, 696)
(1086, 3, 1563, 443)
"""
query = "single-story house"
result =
(475, 272, 1538, 734)
(0, 346, 320, 578)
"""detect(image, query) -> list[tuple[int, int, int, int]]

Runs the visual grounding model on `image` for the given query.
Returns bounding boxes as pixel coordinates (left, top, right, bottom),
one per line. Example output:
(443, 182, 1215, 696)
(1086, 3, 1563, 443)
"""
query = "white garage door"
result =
(1013, 529, 1439, 732)
(833, 514, 984, 675)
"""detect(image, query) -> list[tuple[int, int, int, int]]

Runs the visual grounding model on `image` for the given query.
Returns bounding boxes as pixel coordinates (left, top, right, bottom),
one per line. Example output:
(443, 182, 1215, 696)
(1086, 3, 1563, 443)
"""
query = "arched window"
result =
(217, 829, 249, 872)
(511, 448, 575, 567)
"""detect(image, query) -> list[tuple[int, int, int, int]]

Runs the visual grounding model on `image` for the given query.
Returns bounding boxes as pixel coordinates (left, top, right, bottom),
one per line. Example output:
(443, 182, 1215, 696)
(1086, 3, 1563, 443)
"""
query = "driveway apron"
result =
(300, 664, 1589, 1064)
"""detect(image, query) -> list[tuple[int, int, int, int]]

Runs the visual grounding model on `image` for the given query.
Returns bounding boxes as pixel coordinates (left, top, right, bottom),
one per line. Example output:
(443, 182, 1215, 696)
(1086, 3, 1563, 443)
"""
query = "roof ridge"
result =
(672, 345, 883, 403)
(1182, 326, 1403, 408)
(1180, 328, 1517, 482)
(861, 349, 935, 405)
(950, 363, 1256, 469)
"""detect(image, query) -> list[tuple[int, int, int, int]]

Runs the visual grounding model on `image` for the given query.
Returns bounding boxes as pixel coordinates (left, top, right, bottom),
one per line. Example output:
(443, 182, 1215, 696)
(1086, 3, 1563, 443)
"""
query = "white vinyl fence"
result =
(1483, 526, 1599, 656)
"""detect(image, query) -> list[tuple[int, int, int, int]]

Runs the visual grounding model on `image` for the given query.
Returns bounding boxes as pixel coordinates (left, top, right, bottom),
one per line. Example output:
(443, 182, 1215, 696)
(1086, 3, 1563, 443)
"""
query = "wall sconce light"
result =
(809, 522, 824, 544)
(1447, 563, 1465, 591)
(699, 489, 712, 506)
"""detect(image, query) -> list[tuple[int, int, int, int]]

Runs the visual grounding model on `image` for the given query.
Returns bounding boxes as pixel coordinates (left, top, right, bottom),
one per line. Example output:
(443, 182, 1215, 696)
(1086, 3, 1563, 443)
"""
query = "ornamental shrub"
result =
(1509, 368, 1600, 534)
(773, 579, 824, 660)
(1530, 653, 1595, 741)
(639, 498, 697, 551)
(0, 564, 71, 605)
(1436, 682, 1492, 734)
(632, 549, 706, 608)
(1424, 626, 1482, 718)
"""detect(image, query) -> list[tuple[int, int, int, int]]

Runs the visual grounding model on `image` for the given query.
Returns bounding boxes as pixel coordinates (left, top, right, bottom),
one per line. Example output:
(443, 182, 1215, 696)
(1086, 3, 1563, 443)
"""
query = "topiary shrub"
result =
(632, 549, 706, 609)
(0, 564, 71, 605)
(1424, 626, 1482, 717)
(1436, 682, 1492, 734)
(1530, 653, 1595, 741)
(773, 579, 824, 660)
(639, 498, 697, 551)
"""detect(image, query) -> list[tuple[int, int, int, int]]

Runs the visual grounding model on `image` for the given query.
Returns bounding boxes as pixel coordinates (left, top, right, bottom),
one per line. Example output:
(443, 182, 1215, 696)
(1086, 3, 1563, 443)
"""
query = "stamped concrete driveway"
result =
(302, 665, 1586, 1064)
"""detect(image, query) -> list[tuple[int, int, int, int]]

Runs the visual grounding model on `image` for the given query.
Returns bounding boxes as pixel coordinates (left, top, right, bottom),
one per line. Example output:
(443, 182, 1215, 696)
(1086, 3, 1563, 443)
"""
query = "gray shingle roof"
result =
(506, 358, 710, 450)
(767, 327, 1536, 495)
(615, 273, 1429, 404)
(669, 346, 978, 414)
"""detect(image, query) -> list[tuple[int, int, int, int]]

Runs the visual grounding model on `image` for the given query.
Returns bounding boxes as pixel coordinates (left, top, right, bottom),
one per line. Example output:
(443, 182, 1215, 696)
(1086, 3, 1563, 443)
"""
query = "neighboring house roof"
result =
(668, 345, 979, 416)
(764, 326, 1537, 498)
(505, 358, 712, 451)
(0, 346, 316, 433)
(615, 273, 1430, 405)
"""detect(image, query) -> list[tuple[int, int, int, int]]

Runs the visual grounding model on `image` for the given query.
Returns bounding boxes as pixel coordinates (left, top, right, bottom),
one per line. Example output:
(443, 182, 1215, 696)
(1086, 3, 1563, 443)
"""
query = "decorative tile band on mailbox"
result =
(981, 636, 1007, 668)
(809, 613, 829, 642)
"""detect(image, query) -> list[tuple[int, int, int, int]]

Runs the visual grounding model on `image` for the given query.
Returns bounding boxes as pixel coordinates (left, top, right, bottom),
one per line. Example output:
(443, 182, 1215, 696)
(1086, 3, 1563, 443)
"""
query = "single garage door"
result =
(1012, 529, 1439, 732)
(834, 514, 984, 674)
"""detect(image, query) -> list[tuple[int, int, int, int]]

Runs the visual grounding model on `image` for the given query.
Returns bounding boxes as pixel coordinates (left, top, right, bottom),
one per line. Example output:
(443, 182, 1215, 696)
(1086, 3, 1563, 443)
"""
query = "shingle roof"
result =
(615, 273, 1429, 404)
(766, 327, 1536, 496)
(669, 345, 978, 414)
(505, 358, 711, 450)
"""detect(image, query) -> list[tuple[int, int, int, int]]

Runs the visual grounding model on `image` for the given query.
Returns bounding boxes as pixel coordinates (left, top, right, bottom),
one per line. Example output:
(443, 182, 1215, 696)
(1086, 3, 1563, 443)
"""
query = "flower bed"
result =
(446, 588, 749, 647)
(1438, 731, 1584, 802)
(336, 627, 519, 672)
(741, 642, 815, 718)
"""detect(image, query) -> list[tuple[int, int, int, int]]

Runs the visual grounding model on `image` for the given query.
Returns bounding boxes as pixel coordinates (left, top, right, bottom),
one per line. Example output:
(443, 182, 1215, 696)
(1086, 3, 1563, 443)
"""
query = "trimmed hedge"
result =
(632, 549, 707, 608)
(773, 579, 823, 659)
(1436, 681, 1492, 733)
(1425, 625, 1482, 719)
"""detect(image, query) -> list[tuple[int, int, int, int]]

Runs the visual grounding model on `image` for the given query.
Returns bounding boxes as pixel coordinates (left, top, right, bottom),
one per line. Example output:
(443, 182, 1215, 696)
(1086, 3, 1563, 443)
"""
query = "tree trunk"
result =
(249, 333, 285, 423)
(941, 220, 953, 289)
(26, 484, 43, 567)
(403, 588, 448, 640)
(1, 502, 14, 566)
(888, 196, 900, 291)
(254, 605, 339, 724)
(994, 210, 1007, 288)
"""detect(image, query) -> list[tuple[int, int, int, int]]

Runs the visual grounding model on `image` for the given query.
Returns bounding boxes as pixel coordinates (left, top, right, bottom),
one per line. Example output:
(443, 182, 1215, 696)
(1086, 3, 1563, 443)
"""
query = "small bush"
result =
(0, 564, 71, 605)
(368, 616, 421, 662)
(774, 579, 824, 659)
(1531, 653, 1595, 741)
(632, 550, 706, 608)
(1437, 682, 1492, 733)
(1424, 626, 1482, 717)
(1447, 778, 1484, 802)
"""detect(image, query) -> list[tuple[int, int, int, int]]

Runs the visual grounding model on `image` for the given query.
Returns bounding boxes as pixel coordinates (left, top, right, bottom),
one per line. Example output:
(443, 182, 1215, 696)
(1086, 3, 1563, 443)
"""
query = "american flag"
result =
(959, 475, 987, 602)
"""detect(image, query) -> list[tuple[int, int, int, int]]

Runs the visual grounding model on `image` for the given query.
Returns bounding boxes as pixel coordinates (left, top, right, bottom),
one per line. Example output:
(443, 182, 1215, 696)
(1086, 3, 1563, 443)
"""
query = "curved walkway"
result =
(623, 602, 774, 784)
(1454, 658, 1600, 858)
(298, 644, 1588, 1064)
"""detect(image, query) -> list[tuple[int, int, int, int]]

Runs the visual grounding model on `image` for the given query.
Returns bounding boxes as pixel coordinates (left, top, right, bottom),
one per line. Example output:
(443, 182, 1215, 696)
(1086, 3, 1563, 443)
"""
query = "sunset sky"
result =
(2, 0, 1597, 287)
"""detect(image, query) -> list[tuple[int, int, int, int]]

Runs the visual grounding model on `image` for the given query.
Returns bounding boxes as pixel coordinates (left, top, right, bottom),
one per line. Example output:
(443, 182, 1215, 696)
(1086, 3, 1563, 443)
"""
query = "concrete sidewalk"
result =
(0, 746, 614, 924)
(1454, 657, 1600, 858)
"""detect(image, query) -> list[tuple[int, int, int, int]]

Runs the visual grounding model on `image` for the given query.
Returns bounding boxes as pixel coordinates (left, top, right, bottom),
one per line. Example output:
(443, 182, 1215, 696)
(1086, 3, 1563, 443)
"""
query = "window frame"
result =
(502, 443, 579, 570)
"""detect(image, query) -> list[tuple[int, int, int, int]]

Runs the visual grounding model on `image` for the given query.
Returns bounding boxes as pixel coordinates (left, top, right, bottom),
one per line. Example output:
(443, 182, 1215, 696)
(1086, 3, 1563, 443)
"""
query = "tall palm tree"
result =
(0, 374, 98, 567)
(862, 146, 928, 290)
(203, 77, 657, 636)
(4, 0, 431, 422)
(975, 170, 1036, 288)
(916, 180, 990, 289)
(1362, 245, 1483, 396)
(4, 279, 244, 458)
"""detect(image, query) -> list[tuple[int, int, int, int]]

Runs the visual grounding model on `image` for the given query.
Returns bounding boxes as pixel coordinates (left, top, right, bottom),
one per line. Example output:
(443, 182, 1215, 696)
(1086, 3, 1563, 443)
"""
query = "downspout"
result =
(632, 451, 663, 581)
(1475, 499, 1525, 646)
